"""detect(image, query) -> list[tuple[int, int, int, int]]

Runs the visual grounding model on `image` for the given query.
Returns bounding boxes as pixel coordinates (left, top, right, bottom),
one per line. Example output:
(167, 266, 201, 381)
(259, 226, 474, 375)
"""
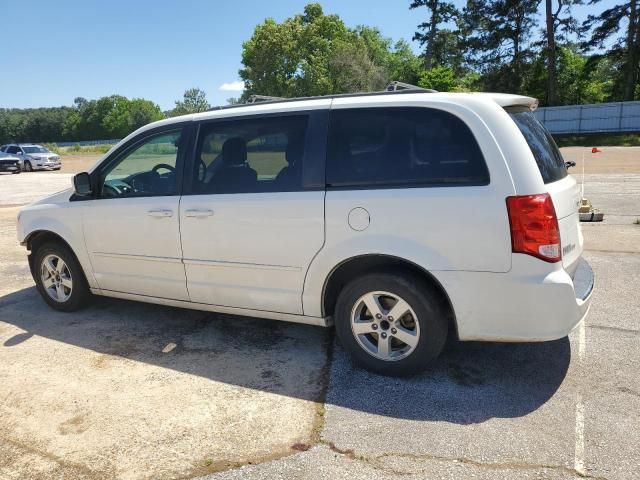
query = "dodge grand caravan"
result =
(16, 88, 594, 375)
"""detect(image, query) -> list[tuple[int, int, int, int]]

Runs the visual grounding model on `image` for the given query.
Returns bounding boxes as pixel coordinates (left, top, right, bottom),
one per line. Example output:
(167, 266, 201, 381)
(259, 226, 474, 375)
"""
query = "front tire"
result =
(334, 272, 447, 376)
(33, 242, 90, 311)
(24, 161, 33, 172)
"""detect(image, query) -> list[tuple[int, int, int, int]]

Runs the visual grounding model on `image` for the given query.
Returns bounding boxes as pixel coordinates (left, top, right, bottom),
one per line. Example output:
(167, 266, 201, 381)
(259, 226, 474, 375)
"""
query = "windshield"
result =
(22, 146, 49, 154)
(507, 109, 567, 184)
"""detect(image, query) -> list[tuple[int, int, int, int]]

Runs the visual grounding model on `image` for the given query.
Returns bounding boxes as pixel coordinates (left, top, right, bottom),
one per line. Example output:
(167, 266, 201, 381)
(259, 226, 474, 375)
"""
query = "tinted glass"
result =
(23, 146, 48, 153)
(193, 115, 308, 194)
(326, 107, 488, 187)
(508, 109, 567, 184)
(100, 130, 181, 198)
(7, 146, 20, 154)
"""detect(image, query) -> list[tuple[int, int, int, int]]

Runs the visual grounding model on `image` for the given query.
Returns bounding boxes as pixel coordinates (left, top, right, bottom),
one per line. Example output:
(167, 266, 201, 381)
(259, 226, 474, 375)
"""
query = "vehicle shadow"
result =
(0, 286, 570, 424)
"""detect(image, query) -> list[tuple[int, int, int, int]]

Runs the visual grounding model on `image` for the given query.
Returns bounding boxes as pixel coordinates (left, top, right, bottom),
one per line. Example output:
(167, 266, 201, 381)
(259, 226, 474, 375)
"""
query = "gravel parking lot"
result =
(0, 148, 638, 479)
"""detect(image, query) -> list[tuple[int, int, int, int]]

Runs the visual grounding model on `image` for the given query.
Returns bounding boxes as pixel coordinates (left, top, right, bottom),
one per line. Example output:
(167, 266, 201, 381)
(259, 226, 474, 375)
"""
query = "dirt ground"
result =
(561, 146, 640, 174)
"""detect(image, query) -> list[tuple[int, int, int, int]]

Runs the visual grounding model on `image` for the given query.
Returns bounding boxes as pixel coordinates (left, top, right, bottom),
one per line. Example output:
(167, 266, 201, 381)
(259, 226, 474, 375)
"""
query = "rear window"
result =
(326, 107, 489, 188)
(508, 109, 567, 184)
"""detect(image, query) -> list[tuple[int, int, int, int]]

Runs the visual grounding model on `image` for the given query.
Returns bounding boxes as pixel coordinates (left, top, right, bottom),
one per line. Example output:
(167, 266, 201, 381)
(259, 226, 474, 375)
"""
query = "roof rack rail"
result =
(385, 81, 437, 93)
(246, 94, 285, 104)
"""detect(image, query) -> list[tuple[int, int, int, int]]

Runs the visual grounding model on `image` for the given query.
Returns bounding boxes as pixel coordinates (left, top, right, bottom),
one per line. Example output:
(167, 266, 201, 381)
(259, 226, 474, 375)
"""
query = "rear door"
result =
(507, 109, 583, 274)
(179, 108, 328, 314)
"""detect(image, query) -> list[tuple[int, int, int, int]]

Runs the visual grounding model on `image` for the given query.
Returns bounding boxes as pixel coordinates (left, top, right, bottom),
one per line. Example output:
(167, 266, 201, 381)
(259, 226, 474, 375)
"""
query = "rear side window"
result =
(326, 107, 489, 188)
(193, 115, 309, 194)
(508, 109, 567, 184)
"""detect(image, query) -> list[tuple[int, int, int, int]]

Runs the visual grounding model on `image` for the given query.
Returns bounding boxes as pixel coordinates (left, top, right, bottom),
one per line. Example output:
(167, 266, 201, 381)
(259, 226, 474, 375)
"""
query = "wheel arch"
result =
(321, 254, 458, 339)
(24, 230, 88, 284)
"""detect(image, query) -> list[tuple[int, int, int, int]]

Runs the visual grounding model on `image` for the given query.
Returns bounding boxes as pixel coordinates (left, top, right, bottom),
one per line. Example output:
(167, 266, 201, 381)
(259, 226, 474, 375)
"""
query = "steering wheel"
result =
(102, 183, 122, 197)
(152, 163, 176, 175)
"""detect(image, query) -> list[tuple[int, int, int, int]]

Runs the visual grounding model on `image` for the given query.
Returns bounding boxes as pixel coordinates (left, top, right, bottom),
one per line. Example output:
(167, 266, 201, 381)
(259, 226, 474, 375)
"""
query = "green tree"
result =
(582, 0, 640, 100)
(417, 65, 457, 91)
(409, 0, 460, 69)
(540, 0, 583, 105)
(239, 3, 423, 98)
(462, 0, 541, 93)
(527, 45, 611, 104)
(171, 88, 210, 116)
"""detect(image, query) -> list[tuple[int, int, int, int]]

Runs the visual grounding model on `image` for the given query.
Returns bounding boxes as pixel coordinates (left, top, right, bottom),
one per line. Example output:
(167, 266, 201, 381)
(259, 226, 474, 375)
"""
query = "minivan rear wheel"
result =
(334, 272, 447, 376)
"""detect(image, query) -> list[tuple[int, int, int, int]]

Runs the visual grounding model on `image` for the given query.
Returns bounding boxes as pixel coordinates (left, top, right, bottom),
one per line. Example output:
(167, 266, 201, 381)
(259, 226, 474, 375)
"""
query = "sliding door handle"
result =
(147, 209, 173, 218)
(184, 209, 214, 218)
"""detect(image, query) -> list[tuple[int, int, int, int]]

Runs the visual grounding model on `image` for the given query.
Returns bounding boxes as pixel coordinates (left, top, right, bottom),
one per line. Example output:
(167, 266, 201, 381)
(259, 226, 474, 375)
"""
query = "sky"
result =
(0, 0, 619, 111)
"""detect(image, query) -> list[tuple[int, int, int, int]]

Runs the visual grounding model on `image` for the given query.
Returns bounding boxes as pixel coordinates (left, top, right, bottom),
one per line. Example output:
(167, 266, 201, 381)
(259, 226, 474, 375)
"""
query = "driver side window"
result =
(101, 130, 182, 198)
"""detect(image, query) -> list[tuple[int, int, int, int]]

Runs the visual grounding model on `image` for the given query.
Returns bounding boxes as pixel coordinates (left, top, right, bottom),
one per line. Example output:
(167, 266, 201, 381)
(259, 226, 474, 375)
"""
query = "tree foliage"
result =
(239, 3, 423, 98)
(582, 0, 640, 100)
(170, 87, 210, 116)
(0, 95, 163, 144)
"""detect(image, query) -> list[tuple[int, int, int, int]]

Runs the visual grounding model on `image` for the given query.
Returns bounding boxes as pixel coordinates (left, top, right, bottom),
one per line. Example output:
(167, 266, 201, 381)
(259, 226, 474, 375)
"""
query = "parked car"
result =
(16, 88, 594, 375)
(0, 144, 61, 171)
(0, 150, 21, 173)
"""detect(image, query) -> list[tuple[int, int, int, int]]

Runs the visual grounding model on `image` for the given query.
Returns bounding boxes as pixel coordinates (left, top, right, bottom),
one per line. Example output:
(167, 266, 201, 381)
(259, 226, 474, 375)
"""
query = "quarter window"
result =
(507, 109, 568, 184)
(326, 107, 489, 187)
(100, 130, 182, 198)
(193, 115, 309, 194)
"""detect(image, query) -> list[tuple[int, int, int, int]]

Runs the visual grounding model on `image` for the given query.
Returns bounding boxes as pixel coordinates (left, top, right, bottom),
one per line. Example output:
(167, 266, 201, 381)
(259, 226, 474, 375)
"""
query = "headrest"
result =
(222, 137, 247, 166)
(285, 138, 304, 165)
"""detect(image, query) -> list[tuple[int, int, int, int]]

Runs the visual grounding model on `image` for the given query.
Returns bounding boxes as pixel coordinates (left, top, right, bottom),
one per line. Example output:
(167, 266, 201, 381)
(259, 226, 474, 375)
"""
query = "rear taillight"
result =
(506, 193, 561, 263)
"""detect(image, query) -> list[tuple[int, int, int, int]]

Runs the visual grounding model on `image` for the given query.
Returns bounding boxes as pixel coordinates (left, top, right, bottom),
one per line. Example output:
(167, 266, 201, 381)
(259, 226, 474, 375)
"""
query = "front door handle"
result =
(147, 209, 173, 218)
(184, 209, 214, 218)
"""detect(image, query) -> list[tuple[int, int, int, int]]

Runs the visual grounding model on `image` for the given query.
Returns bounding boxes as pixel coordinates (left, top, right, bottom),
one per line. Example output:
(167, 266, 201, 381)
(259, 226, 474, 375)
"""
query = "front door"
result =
(179, 110, 327, 314)
(82, 127, 190, 301)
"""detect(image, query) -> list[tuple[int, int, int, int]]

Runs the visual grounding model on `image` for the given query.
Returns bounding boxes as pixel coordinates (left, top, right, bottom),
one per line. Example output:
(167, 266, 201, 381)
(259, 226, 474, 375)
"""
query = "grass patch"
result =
(43, 143, 114, 155)
(555, 134, 640, 147)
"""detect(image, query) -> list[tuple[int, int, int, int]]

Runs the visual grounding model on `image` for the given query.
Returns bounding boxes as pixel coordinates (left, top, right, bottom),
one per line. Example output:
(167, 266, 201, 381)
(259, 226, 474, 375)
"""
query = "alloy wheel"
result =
(350, 291, 420, 361)
(40, 254, 73, 302)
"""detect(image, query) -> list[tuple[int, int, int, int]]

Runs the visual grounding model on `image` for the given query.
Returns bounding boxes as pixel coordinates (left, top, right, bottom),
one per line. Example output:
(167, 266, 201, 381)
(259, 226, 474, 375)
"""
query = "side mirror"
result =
(73, 172, 93, 196)
(565, 161, 576, 169)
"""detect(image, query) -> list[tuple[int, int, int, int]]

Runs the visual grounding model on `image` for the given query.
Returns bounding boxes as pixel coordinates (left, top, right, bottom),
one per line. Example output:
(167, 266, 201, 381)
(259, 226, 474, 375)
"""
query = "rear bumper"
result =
(437, 256, 595, 342)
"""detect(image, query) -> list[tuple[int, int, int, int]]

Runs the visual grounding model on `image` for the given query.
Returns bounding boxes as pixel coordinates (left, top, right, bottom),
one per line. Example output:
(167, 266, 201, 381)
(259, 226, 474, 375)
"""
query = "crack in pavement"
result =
(317, 442, 609, 479)
(589, 324, 639, 335)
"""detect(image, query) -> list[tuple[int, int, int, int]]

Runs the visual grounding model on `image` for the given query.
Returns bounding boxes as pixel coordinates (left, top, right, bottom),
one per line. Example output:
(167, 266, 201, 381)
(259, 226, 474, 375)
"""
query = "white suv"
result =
(16, 90, 594, 375)
(1, 144, 61, 171)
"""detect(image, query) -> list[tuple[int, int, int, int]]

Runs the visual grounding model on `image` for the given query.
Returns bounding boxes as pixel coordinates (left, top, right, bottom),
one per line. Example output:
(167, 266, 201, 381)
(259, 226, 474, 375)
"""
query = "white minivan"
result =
(16, 89, 594, 375)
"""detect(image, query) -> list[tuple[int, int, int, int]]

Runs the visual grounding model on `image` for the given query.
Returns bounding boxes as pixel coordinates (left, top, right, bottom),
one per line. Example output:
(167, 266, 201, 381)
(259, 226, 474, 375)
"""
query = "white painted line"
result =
(574, 320, 586, 476)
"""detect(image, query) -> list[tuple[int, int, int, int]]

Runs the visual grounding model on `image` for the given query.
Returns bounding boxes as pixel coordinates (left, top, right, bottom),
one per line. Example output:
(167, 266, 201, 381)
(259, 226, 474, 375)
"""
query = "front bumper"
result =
(0, 164, 20, 172)
(33, 162, 61, 170)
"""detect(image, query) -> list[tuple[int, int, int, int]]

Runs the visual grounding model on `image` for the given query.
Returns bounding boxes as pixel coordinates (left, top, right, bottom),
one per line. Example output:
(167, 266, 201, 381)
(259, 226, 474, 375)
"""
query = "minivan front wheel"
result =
(33, 242, 90, 311)
(335, 273, 447, 376)
(24, 161, 33, 172)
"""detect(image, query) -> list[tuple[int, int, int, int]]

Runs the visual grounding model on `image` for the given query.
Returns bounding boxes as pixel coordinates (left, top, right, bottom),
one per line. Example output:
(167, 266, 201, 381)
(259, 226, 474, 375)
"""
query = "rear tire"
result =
(24, 161, 32, 172)
(334, 272, 447, 376)
(33, 242, 90, 312)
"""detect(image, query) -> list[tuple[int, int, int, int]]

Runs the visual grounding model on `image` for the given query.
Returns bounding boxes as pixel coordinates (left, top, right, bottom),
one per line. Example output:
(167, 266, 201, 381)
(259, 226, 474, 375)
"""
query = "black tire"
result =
(33, 241, 91, 312)
(24, 161, 32, 172)
(334, 272, 447, 376)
